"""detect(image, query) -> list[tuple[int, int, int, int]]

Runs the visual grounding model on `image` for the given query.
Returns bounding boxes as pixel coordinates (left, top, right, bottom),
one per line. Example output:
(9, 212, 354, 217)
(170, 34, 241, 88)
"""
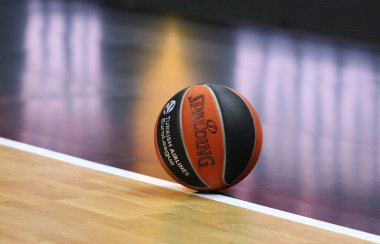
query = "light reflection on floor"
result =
(232, 28, 379, 231)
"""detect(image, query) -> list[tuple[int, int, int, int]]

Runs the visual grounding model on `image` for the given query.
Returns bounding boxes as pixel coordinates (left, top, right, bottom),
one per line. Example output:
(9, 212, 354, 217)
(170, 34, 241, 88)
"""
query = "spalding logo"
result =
(163, 100, 176, 115)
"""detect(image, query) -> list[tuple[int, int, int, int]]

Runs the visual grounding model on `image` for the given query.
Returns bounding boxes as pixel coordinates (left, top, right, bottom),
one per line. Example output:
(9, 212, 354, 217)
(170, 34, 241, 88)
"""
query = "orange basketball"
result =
(154, 84, 263, 191)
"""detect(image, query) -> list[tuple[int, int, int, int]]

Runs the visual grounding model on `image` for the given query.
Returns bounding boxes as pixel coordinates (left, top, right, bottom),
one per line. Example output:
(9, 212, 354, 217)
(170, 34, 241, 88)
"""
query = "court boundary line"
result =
(0, 137, 379, 243)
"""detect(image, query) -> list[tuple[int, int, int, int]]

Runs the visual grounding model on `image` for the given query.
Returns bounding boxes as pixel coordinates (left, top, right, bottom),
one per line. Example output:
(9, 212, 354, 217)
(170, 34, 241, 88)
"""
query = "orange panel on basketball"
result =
(181, 86, 226, 189)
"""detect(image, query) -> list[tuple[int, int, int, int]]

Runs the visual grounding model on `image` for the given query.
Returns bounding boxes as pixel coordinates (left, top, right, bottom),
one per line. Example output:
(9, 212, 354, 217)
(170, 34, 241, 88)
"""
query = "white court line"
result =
(0, 137, 379, 243)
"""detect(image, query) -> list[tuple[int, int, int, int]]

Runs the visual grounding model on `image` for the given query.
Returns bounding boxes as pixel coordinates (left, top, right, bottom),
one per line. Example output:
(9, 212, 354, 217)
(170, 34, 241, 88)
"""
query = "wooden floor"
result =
(0, 145, 366, 243)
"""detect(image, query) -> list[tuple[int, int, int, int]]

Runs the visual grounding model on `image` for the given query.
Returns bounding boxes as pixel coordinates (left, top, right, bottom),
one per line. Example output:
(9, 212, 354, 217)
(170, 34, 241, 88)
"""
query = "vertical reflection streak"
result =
(69, 9, 85, 95)
(133, 20, 196, 174)
(21, 0, 106, 154)
(318, 45, 338, 191)
(233, 30, 265, 102)
(22, 0, 44, 99)
(22, 0, 45, 145)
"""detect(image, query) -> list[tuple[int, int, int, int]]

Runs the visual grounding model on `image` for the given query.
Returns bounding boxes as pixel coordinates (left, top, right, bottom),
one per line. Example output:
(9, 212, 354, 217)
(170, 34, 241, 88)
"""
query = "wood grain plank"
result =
(0, 146, 366, 243)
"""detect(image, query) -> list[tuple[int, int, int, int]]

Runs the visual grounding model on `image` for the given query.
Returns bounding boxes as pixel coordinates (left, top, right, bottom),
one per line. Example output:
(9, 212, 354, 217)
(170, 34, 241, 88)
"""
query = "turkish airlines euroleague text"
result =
(159, 116, 190, 177)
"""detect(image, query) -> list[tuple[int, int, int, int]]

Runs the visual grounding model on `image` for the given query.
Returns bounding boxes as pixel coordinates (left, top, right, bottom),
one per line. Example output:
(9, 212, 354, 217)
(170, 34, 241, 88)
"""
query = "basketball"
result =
(154, 84, 263, 191)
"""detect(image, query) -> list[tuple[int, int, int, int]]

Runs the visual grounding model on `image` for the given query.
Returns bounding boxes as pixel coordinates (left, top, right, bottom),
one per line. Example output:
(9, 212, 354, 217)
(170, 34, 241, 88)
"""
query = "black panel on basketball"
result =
(206, 84, 256, 185)
(156, 88, 207, 188)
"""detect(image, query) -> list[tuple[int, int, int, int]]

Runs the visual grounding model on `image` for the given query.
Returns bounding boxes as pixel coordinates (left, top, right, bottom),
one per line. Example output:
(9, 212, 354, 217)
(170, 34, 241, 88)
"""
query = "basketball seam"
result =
(180, 86, 211, 189)
(205, 84, 229, 186)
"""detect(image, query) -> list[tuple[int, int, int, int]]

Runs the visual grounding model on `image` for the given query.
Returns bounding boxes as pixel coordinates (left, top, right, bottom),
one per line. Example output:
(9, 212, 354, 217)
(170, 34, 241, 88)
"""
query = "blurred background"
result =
(0, 0, 379, 235)
(112, 0, 380, 45)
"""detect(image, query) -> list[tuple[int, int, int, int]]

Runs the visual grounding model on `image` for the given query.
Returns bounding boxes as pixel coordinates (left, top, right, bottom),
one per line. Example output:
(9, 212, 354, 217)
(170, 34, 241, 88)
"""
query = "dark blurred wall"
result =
(104, 0, 380, 46)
